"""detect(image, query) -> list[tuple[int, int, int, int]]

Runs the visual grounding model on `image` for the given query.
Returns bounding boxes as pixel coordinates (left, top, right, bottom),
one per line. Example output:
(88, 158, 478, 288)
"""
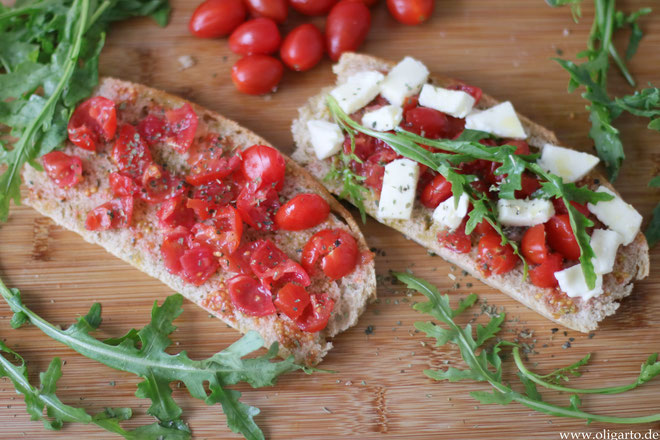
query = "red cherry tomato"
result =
(326, 1, 371, 61)
(274, 283, 311, 320)
(136, 114, 166, 146)
(420, 174, 452, 209)
(521, 224, 550, 265)
(42, 151, 83, 189)
(302, 229, 359, 280)
(295, 292, 334, 332)
(552, 198, 590, 217)
(192, 206, 244, 256)
(236, 186, 281, 231)
(161, 227, 193, 275)
(529, 252, 564, 289)
(179, 243, 220, 286)
(500, 139, 530, 156)
(245, 0, 288, 23)
(474, 218, 497, 236)
(186, 155, 241, 186)
(275, 193, 330, 231)
(250, 240, 311, 288)
(231, 55, 283, 95)
(192, 180, 240, 208)
(189, 0, 246, 38)
(112, 124, 153, 178)
(402, 107, 464, 139)
(241, 144, 286, 191)
(437, 223, 471, 254)
(228, 240, 263, 274)
(386, 0, 433, 25)
(289, 0, 337, 15)
(448, 83, 482, 105)
(139, 164, 186, 204)
(165, 103, 198, 154)
(477, 233, 517, 275)
(157, 196, 196, 231)
(67, 97, 117, 152)
(349, 0, 378, 5)
(85, 197, 134, 231)
(109, 172, 138, 197)
(280, 24, 324, 72)
(545, 214, 581, 261)
(229, 18, 281, 55)
(227, 275, 276, 316)
(514, 173, 541, 199)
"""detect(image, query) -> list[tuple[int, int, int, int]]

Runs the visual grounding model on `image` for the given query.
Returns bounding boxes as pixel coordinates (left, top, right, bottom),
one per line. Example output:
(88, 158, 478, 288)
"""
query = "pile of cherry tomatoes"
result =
(188, 0, 434, 94)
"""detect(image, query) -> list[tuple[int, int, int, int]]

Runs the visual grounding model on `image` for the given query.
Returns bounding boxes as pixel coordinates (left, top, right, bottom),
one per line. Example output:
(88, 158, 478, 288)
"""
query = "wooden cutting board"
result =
(1, 1, 659, 438)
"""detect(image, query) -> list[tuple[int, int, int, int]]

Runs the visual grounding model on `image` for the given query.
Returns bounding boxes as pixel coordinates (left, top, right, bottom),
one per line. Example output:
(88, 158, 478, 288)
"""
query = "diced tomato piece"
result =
(420, 174, 452, 209)
(138, 164, 186, 204)
(164, 103, 198, 154)
(112, 124, 153, 178)
(227, 240, 263, 274)
(179, 243, 219, 286)
(343, 132, 376, 161)
(295, 292, 334, 333)
(437, 222, 471, 254)
(402, 107, 465, 139)
(85, 197, 134, 231)
(552, 198, 590, 217)
(250, 240, 310, 288)
(161, 227, 193, 274)
(109, 172, 139, 197)
(545, 214, 581, 261)
(478, 233, 517, 275)
(530, 252, 564, 289)
(187, 133, 227, 165)
(186, 155, 242, 186)
(227, 274, 276, 317)
(514, 173, 541, 199)
(360, 148, 399, 192)
(274, 283, 310, 320)
(474, 219, 497, 236)
(192, 179, 240, 207)
(241, 144, 286, 191)
(191, 206, 243, 256)
(187, 198, 218, 221)
(521, 224, 550, 265)
(302, 229, 358, 280)
(67, 97, 117, 152)
(275, 193, 330, 231)
(42, 151, 83, 189)
(157, 195, 196, 230)
(448, 83, 482, 105)
(137, 114, 166, 146)
(500, 139, 530, 155)
(236, 185, 280, 231)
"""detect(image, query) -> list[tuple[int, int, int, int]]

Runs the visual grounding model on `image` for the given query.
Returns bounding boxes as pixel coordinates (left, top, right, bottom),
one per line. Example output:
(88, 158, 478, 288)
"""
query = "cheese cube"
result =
(380, 57, 430, 106)
(587, 186, 642, 245)
(537, 143, 600, 183)
(554, 264, 604, 301)
(418, 84, 476, 118)
(306, 120, 344, 160)
(377, 159, 420, 220)
(465, 101, 526, 139)
(362, 105, 403, 132)
(330, 71, 384, 114)
(590, 229, 622, 275)
(432, 193, 469, 231)
(497, 198, 555, 227)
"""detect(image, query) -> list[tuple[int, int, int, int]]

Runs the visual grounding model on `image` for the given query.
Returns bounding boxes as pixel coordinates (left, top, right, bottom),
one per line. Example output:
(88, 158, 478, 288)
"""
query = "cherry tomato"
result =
(192, 206, 244, 256)
(514, 173, 541, 199)
(231, 55, 283, 95)
(275, 193, 330, 231)
(350, 0, 378, 5)
(289, 0, 337, 15)
(139, 164, 186, 204)
(42, 151, 83, 189)
(448, 83, 482, 105)
(474, 218, 497, 236)
(402, 107, 464, 139)
(192, 180, 240, 208)
(326, 1, 371, 61)
(179, 243, 220, 286)
(157, 195, 196, 231)
(437, 222, 471, 254)
(112, 124, 153, 178)
(189, 0, 246, 38)
(236, 186, 281, 231)
(186, 155, 242, 186)
(250, 240, 311, 289)
(85, 197, 134, 231)
(477, 233, 517, 275)
(228, 240, 263, 274)
(241, 144, 286, 190)
(280, 24, 324, 72)
(552, 198, 590, 217)
(386, 0, 433, 25)
(529, 252, 563, 289)
(296, 292, 334, 332)
(302, 229, 359, 280)
(521, 224, 550, 265)
(500, 139, 530, 156)
(229, 18, 281, 55)
(420, 174, 452, 209)
(245, 0, 288, 23)
(161, 227, 193, 275)
(67, 97, 117, 152)
(165, 103, 198, 154)
(545, 214, 581, 261)
(227, 275, 276, 316)
(109, 172, 138, 197)
(274, 283, 310, 320)
(137, 114, 166, 146)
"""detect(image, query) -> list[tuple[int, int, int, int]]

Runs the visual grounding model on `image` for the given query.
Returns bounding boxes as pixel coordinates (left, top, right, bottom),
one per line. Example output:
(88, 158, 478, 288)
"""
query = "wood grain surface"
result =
(1, 1, 659, 438)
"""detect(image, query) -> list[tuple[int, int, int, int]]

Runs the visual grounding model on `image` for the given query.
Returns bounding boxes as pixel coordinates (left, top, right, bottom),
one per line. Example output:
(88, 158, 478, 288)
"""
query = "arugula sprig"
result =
(0, 277, 303, 440)
(327, 96, 612, 288)
(398, 272, 660, 424)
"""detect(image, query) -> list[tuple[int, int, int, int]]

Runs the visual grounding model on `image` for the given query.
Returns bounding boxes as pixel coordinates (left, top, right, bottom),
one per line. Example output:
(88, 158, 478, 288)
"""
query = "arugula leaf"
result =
(546, 0, 583, 22)
(645, 177, 660, 247)
(0, 277, 303, 440)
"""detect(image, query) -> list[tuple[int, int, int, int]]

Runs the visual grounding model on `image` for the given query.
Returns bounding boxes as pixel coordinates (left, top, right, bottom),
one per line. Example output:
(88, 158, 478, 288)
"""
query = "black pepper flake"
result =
(588, 332, 595, 339)
(562, 341, 571, 349)
(551, 328, 559, 334)
(365, 325, 374, 335)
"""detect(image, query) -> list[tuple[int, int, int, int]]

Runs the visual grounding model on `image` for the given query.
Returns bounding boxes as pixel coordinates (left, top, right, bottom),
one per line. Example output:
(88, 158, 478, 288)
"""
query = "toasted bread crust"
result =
(292, 53, 649, 333)
(23, 77, 376, 365)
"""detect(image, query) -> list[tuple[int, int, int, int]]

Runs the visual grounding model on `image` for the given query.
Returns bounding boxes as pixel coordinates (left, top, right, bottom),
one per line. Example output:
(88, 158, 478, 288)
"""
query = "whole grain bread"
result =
(23, 77, 376, 366)
(292, 53, 649, 332)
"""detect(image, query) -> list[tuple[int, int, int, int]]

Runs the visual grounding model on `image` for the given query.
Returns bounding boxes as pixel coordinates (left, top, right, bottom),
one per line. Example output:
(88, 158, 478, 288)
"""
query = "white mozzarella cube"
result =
(330, 71, 384, 114)
(465, 101, 526, 139)
(377, 159, 420, 220)
(306, 120, 344, 160)
(380, 57, 430, 106)
(554, 264, 604, 301)
(432, 193, 469, 231)
(362, 105, 403, 132)
(418, 84, 476, 118)
(537, 143, 600, 183)
(590, 229, 622, 275)
(587, 186, 642, 245)
(497, 198, 555, 227)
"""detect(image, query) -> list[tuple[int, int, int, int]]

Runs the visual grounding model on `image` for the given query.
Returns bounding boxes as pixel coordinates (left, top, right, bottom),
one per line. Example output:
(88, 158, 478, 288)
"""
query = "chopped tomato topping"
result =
(227, 240, 263, 274)
(161, 227, 193, 274)
(499, 139, 530, 155)
(227, 275, 276, 317)
(295, 292, 334, 333)
(42, 151, 83, 189)
(545, 214, 581, 261)
(437, 221, 471, 253)
(274, 283, 310, 320)
(241, 144, 286, 191)
(85, 197, 134, 231)
(157, 195, 196, 231)
(359, 148, 398, 192)
(402, 107, 465, 139)
(179, 243, 219, 286)
(552, 198, 590, 217)
(164, 103, 198, 154)
(521, 224, 550, 265)
(67, 97, 117, 152)
(138, 164, 186, 204)
(250, 240, 310, 288)
(186, 155, 242, 186)
(477, 233, 517, 275)
(191, 206, 243, 256)
(275, 193, 330, 231)
(112, 124, 153, 178)
(236, 185, 280, 231)
(529, 252, 564, 289)
(137, 114, 166, 146)
(448, 83, 482, 105)
(192, 179, 240, 208)
(420, 174, 452, 209)
(109, 172, 139, 197)
(302, 229, 359, 280)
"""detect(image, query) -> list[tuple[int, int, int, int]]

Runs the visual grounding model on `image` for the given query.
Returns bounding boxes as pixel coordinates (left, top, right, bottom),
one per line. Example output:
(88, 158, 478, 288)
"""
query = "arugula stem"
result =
(608, 46, 636, 87)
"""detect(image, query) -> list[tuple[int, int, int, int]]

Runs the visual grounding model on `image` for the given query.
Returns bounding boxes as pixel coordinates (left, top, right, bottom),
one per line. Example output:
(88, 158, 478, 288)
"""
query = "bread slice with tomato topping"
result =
(23, 77, 376, 366)
(292, 53, 649, 333)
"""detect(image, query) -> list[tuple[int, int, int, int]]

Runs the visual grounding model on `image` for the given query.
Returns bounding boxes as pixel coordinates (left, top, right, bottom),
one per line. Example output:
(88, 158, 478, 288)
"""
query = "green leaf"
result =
(470, 390, 514, 405)
(537, 353, 591, 384)
(518, 372, 543, 401)
(638, 353, 660, 384)
(425, 367, 484, 382)
(590, 103, 624, 181)
(207, 381, 264, 440)
(645, 202, 660, 248)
